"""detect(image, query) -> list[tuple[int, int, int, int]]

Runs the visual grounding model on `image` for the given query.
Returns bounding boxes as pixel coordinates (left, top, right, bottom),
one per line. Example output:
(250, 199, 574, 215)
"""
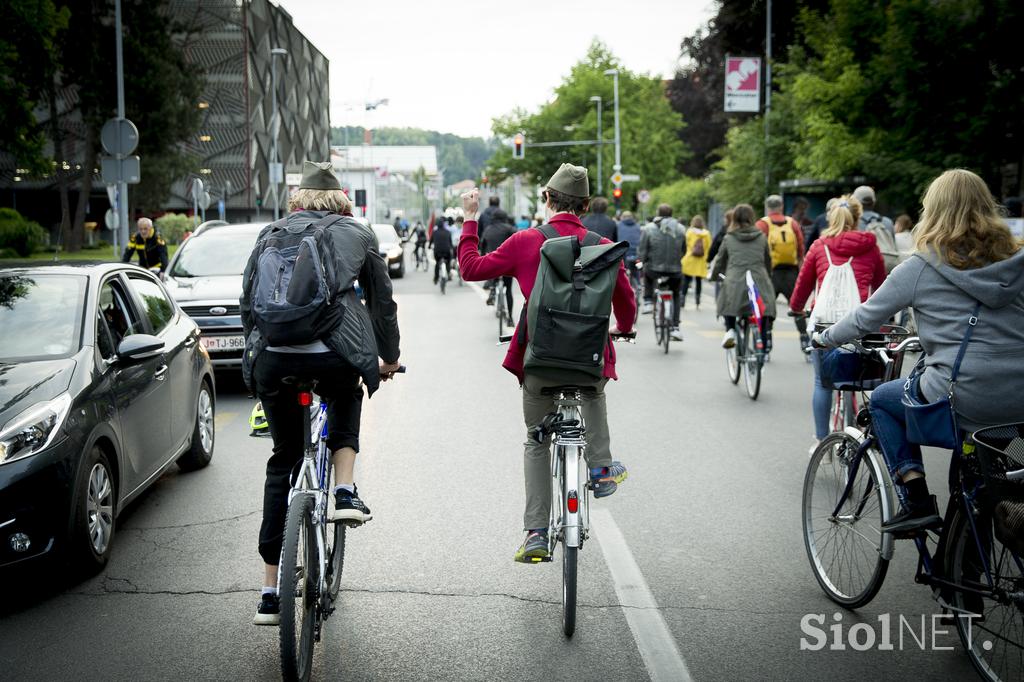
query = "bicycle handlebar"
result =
(497, 331, 637, 346)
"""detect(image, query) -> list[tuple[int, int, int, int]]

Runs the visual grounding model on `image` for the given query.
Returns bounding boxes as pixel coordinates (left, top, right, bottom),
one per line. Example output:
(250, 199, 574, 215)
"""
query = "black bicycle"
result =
(802, 331, 1023, 681)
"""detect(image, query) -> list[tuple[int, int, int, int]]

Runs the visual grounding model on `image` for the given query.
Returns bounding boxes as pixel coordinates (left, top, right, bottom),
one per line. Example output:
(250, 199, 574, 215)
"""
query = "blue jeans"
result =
(869, 378, 924, 481)
(810, 350, 832, 440)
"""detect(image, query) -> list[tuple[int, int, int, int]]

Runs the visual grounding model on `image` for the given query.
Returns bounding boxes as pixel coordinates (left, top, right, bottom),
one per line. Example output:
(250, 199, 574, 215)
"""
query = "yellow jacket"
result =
(681, 227, 711, 278)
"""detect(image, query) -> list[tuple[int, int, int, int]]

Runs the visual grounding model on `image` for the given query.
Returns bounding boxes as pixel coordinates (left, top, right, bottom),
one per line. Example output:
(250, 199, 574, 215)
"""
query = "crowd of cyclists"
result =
(238, 157, 1022, 676)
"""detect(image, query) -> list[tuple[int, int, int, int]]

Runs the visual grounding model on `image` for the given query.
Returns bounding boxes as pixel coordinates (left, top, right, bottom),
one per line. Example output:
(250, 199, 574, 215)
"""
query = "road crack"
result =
(120, 510, 262, 532)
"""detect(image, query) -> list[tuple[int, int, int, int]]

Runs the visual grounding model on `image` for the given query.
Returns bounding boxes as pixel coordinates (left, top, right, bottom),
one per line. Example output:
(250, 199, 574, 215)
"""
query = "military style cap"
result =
(545, 163, 589, 198)
(299, 161, 341, 190)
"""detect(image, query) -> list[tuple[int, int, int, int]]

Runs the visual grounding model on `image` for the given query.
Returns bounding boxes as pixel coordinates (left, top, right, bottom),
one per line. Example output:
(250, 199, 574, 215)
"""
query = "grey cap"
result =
(545, 163, 589, 198)
(852, 185, 875, 205)
(299, 161, 341, 190)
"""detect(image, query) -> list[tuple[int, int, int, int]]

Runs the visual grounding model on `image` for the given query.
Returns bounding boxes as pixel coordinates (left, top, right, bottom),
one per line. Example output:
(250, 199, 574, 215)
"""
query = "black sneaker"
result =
(333, 486, 373, 525)
(253, 592, 280, 626)
(882, 495, 942, 537)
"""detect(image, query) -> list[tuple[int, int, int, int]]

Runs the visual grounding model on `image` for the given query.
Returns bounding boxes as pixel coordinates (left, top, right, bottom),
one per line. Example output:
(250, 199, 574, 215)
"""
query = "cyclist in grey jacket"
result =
(637, 204, 686, 338)
(820, 169, 1024, 535)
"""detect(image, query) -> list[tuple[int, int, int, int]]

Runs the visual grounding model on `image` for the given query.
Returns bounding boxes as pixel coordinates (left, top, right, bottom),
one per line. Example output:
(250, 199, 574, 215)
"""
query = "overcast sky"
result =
(282, 0, 715, 139)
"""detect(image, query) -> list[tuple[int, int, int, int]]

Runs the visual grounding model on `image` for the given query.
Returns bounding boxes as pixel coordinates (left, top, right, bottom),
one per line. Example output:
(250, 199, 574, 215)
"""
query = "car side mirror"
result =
(117, 334, 165, 362)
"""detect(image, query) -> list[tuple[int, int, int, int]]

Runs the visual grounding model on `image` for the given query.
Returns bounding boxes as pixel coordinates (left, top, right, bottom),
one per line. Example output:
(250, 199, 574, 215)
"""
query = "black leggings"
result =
(254, 351, 363, 565)
(433, 253, 452, 281)
(680, 276, 702, 306)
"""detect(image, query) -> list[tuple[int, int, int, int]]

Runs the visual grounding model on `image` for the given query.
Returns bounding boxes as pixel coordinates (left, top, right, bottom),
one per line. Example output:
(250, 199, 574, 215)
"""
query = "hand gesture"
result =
(461, 188, 480, 221)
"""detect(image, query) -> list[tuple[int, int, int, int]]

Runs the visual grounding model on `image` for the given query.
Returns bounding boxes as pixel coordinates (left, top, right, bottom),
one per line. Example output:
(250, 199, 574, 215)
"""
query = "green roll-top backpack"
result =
(519, 225, 629, 383)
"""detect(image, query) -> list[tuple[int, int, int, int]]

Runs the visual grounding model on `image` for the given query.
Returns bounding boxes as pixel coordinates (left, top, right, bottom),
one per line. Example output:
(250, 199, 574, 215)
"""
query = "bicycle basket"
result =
(819, 348, 887, 391)
(972, 424, 1024, 502)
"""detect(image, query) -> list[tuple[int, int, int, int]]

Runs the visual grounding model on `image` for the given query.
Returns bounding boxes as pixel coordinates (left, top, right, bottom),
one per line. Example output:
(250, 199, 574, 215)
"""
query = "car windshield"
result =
(373, 225, 399, 245)
(0, 274, 86, 362)
(171, 230, 259, 277)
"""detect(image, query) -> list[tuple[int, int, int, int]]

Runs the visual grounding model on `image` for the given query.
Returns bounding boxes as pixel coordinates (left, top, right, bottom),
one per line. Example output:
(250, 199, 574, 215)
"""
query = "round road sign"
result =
(104, 208, 119, 231)
(610, 172, 624, 186)
(638, 189, 651, 203)
(101, 118, 139, 156)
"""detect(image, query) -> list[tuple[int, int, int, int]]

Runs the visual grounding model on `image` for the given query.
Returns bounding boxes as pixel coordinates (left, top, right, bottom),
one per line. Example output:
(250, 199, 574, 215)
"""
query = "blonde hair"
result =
(287, 188, 352, 214)
(915, 169, 1019, 269)
(690, 215, 705, 230)
(821, 195, 862, 238)
(728, 204, 755, 232)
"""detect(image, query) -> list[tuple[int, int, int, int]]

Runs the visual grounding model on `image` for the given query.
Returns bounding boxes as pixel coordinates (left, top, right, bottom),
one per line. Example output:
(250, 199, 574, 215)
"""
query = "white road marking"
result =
(466, 280, 489, 303)
(591, 508, 694, 682)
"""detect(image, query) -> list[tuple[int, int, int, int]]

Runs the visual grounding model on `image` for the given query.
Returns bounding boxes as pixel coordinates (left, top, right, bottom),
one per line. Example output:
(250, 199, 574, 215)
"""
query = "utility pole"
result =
(604, 69, 622, 174)
(114, 0, 128, 250)
(590, 96, 603, 195)
(270, 47, 287, 221)
(764, 0, 773, 193)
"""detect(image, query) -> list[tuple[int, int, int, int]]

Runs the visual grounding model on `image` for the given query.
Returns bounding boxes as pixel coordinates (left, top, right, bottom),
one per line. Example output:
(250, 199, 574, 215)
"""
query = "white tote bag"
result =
(809, 245, 861, 326)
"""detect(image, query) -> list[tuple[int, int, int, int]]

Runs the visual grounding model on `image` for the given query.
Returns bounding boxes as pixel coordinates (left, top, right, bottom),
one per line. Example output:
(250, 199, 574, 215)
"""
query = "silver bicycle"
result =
(507, 331, 635, 637)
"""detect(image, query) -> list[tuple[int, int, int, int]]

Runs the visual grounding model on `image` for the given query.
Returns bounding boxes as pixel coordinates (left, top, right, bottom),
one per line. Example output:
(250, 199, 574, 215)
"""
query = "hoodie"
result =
(790, 231, 887, 312)
(824, 250, 1024, 429)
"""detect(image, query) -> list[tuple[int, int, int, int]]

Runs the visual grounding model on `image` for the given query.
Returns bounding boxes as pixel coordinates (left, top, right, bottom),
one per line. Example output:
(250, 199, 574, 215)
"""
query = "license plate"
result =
(200, 335, 245, 351)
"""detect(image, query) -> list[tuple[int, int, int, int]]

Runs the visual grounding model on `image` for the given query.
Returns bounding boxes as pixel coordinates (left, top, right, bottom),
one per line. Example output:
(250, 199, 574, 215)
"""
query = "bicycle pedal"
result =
(528, 556, 553, 563)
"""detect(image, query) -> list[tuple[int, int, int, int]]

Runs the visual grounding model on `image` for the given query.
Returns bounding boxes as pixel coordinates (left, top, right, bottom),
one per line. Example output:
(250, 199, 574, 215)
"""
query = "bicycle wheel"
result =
(651, 297, 661, 346)
(726, 328, 741, 385)
(803, 433, 890, 608)
(440, 265, 447, 294)
(280, 494, 319, 682)
(562, 543, 578, 637)
(946, 507, 1024, 682)
(742, 322, 761, 400)
(496, 284, 505, 336)
(661, 299, 671, 354)
(326, 524, 346, 601)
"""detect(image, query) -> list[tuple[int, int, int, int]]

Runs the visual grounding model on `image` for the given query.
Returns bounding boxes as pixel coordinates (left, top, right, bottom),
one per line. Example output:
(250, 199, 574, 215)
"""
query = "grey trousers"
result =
(521, 374, 613, 531)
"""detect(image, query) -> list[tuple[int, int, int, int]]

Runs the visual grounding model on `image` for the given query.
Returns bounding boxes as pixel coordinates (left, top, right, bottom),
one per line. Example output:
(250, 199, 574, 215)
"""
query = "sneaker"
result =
(253, 593, 280, 626)
(882, 495, 942, 537)
(333, 486, 373, 524)
(591, 461, 628, 499)
(514, 530, 550, 563)
(641, 302, 654, 314)
(721, 329, 737, 348)
(800, 333, 811, 354)
(670, 328, 684, 342)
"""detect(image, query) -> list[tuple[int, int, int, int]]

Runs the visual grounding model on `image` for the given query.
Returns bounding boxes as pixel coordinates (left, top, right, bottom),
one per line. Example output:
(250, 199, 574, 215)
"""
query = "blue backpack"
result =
(250, 214, 343, 345)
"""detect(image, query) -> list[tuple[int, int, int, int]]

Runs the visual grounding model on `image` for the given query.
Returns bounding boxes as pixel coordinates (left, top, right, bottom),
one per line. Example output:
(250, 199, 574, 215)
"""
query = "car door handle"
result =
(154, 365, 169, 381)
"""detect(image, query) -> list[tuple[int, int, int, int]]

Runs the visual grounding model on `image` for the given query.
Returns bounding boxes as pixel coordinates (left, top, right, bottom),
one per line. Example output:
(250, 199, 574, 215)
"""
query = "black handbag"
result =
(901, 302, 981, 449)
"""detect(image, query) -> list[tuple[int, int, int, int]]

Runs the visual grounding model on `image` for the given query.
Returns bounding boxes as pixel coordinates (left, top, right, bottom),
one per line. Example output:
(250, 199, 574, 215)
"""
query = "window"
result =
(126, 275, 175, 334)
(0, 274, 86, 362)
(99, 279, 141, 349)
(96, 311, 115, 359)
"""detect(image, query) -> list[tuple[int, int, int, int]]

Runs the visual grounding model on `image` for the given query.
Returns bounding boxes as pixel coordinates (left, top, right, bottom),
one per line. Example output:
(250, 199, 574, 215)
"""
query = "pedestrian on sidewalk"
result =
(681, 215, 711, 310)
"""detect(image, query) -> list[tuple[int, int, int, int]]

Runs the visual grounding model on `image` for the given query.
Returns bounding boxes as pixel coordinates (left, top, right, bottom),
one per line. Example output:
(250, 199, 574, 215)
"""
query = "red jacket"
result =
(458, 213, 637, 382)
(790, 231, 887, 312)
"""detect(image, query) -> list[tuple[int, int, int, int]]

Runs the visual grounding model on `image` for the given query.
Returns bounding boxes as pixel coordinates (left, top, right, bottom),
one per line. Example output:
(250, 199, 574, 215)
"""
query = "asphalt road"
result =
(0, 251, 981, 681)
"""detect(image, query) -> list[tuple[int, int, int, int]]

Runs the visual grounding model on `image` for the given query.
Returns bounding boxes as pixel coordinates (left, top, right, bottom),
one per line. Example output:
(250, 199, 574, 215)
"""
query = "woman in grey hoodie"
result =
(819, 169, 1024, 534)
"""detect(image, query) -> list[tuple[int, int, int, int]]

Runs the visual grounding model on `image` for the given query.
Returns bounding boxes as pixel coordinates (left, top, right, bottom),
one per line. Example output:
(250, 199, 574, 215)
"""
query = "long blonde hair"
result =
(820, 195, 862, 238)
(914, 169, 1019, 269)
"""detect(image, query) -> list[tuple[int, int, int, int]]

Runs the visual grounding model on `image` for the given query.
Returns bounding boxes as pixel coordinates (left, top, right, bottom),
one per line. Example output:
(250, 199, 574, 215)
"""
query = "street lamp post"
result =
(590, 96, 603, 195)
(270, 47, 288, 221)
(603, 69, 622, 175)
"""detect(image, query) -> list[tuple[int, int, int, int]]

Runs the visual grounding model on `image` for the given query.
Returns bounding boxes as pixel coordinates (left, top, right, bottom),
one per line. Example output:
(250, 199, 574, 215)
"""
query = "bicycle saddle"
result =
(655, 276, 672, 286)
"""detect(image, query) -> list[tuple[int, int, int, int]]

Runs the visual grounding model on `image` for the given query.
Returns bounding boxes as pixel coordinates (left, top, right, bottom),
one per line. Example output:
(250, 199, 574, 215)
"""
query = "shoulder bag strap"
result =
(823, 244, 833, 267)
(535, 224, 560, 241)
(949, 301, 982, 388)
(581, 231, 602, 247)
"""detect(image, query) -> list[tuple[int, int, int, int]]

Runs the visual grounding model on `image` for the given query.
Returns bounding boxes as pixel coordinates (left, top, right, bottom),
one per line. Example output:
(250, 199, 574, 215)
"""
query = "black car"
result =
(0, 263, 215, 572)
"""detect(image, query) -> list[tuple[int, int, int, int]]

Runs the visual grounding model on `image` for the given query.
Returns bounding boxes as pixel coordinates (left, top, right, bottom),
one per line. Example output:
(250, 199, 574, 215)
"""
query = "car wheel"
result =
(394, 258, 405, 279)
(69, 446, 116, 574)
(176, 380, 214, 471)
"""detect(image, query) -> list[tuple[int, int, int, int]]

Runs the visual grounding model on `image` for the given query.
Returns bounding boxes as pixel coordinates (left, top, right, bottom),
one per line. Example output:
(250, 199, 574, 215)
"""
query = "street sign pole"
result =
(114, 0, 129, 249)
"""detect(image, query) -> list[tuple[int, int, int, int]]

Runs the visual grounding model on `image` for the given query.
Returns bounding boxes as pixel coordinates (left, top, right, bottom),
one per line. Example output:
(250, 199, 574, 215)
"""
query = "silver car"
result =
(163, 222, 262, 369)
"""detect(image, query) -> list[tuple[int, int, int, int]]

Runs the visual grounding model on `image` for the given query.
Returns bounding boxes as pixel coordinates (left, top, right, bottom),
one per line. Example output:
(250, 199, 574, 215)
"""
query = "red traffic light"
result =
(612, 187, 623, 199)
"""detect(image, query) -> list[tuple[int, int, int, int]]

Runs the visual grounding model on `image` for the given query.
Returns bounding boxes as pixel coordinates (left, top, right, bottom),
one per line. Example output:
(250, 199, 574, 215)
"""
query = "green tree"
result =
(646, 177, 712, 222)
(0, 1, 69, 173)
(487, 40, 688, 197)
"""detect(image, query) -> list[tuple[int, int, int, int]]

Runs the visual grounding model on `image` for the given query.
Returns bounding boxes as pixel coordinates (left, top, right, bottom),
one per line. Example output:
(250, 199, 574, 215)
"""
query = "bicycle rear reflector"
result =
(567, 491, 579, 514)
(297, 392, 313, 407)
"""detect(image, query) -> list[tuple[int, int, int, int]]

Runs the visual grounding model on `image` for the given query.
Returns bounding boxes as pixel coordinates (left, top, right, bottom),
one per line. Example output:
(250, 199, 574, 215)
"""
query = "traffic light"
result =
(512, 132, 525, 160)
(612, 186, 623, 209)
(355, 189, 367, 207)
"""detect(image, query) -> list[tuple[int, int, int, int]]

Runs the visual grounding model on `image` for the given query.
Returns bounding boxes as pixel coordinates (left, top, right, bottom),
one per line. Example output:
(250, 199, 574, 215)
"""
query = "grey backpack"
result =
(519, 225, 629, 383)
(864, 214, 900, 273)
(250, 214, 343, 345)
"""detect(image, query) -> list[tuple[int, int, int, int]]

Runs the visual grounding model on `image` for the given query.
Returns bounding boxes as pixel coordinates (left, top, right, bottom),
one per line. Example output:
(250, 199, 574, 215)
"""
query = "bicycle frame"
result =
(548, 393, 590, 551)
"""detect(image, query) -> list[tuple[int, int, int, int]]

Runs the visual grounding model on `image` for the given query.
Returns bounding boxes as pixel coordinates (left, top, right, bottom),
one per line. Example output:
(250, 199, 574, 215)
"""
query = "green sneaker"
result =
(513, 530, 549, 563)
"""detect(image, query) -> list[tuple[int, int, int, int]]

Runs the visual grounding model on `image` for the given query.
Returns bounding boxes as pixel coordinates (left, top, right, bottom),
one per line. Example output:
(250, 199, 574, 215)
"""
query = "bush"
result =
(0, 208, 47, 257)
(155, 213, 194, 244)
(645, 177, 711, 223)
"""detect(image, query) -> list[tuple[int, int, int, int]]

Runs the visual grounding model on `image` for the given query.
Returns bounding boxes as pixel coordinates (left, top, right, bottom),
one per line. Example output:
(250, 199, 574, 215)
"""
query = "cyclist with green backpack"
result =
(457, 163, 637, 563)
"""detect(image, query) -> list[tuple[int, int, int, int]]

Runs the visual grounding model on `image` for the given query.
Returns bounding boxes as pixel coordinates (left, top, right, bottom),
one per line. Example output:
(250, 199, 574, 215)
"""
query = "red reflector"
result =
(297, 392, 313, 406)
(567, 492, 578, 514)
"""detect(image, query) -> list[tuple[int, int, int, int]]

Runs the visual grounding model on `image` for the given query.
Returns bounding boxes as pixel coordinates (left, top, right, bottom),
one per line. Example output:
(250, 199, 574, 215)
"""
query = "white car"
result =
(372, 224, 406, 278)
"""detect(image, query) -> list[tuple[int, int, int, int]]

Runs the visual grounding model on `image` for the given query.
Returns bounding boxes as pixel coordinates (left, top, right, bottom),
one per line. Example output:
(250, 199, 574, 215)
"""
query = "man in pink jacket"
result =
(458, 164, 637, 563)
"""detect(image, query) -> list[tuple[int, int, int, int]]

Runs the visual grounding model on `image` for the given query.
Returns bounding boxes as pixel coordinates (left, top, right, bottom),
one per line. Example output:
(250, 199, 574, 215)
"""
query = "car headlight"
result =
(386, 247, 402, 260)
(0, 393, 72, 464)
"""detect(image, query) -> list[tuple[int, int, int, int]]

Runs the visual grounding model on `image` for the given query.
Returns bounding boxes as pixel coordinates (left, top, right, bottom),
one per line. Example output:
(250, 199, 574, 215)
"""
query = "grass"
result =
(22, 244, 179, 262)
